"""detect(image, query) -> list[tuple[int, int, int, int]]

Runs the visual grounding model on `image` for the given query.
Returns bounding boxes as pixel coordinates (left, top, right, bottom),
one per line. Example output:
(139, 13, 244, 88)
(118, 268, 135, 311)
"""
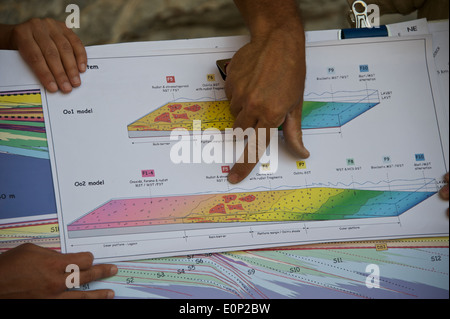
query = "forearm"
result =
(0, 24, 15, 50)
(234, 0, 304, 39)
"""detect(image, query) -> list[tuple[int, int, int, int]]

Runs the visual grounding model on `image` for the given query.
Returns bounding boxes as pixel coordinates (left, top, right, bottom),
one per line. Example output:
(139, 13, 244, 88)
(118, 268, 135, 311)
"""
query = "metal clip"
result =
(216, 59, 231, 81)
(350, 1, 372, 28)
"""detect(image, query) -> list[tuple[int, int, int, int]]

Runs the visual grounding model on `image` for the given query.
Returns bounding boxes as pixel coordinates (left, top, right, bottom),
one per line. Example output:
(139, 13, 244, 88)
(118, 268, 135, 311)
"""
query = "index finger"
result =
(60, 251, 118, 283)
(282, 103, 310, 159)
(79, 264, 118, 286)
(227, 123, 274, 184)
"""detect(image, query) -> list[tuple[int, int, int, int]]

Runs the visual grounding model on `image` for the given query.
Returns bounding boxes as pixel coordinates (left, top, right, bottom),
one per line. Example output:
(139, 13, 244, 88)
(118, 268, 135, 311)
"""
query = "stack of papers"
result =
(0, 19, 448, 265)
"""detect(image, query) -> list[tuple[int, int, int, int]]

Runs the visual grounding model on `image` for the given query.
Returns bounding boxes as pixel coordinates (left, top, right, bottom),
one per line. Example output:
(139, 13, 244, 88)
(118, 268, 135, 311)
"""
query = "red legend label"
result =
(166, 76, 175, 83)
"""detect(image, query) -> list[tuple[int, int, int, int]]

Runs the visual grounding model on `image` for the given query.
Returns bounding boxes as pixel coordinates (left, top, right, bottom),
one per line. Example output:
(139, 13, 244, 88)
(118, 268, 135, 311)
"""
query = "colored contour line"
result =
(0, 91, 48, 158)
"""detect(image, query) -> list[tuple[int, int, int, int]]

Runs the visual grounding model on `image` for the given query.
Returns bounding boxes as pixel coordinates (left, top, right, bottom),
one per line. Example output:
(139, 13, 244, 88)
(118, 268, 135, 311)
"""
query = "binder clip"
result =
(349, 0, 372, 28)
(340, 0, 389, 39)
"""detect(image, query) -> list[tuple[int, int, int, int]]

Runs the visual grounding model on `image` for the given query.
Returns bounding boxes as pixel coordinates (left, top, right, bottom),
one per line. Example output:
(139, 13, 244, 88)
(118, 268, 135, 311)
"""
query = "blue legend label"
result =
(360, 65, 369, 72)
(415, 153, 425, 161)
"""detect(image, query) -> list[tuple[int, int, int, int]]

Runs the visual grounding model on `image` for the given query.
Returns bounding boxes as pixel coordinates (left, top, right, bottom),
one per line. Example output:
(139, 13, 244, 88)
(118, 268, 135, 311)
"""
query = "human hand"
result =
(439, 172, 449, 216)
(225, 25, 310, 184)
(3, 18, 87, 93)
(0, 243, 117, 299)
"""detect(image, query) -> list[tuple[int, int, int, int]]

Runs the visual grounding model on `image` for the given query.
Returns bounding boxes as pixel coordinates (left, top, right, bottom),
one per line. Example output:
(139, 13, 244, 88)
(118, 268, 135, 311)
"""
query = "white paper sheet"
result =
(37, 34, 449, 262)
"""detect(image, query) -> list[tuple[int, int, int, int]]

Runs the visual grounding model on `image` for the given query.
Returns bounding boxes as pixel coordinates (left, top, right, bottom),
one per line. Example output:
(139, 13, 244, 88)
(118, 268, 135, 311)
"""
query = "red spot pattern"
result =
(184, 104, 201, 112)
(167, 104, 182, 112)
(154, 112, 171, 123)
(173, 113, 189, 120)
(209, 203, 226, 214)
(227, 204, 244, 211)
(222, 195, 237, 203)
(239, 195, 256, 202)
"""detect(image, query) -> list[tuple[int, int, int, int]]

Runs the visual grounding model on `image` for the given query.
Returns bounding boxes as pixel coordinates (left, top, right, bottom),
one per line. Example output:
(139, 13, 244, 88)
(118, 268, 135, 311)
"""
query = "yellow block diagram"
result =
(127, 100, 234, 137)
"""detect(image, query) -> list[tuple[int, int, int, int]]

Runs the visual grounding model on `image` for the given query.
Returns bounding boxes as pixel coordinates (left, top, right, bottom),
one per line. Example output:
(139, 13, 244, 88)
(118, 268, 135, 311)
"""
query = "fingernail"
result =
(62, 82, 72, 92)
(80, 63, 86, 72)
(303, 148, 311, 158)
(299, 146, 310, 159)
(48, 82, 58, 92)
(72, 75, 81, 85)
(110, 265, 118, 276)
(227, 173, 240, 184)
(107, 290, 115, 299)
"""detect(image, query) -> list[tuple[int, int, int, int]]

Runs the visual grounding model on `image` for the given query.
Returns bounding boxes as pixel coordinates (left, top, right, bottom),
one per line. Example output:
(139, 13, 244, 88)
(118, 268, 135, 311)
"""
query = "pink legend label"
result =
(141, 169, 155, 178)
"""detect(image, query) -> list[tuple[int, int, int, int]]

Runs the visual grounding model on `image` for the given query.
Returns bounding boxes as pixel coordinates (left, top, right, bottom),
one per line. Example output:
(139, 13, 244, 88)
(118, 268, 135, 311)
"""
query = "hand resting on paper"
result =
(0, 243, 117, 299)
(0, 18, 87, 93)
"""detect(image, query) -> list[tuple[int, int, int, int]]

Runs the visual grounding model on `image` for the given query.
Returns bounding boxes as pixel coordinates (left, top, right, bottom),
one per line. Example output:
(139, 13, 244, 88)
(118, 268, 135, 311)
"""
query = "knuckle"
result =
(77, 292, 91, 299)
(70, 35, 84, 47)
(25, 51, 43, 65)
(84, 251, 95, 263)
(11, 24, 26, 39)
(42, 17, 56, 25)
(43, 45, 60, 59)
(17, 242, 36, 252)
(57, 20, 70, 30)
(264, 111, 283, 128)
(59, 40, 74, 53)
(83, 268, 98, 284)
(77, 251, 94, 268)
(45, 278, 64, 295)
(28, 18, 42, 26)
(244, 93, 263, 116)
